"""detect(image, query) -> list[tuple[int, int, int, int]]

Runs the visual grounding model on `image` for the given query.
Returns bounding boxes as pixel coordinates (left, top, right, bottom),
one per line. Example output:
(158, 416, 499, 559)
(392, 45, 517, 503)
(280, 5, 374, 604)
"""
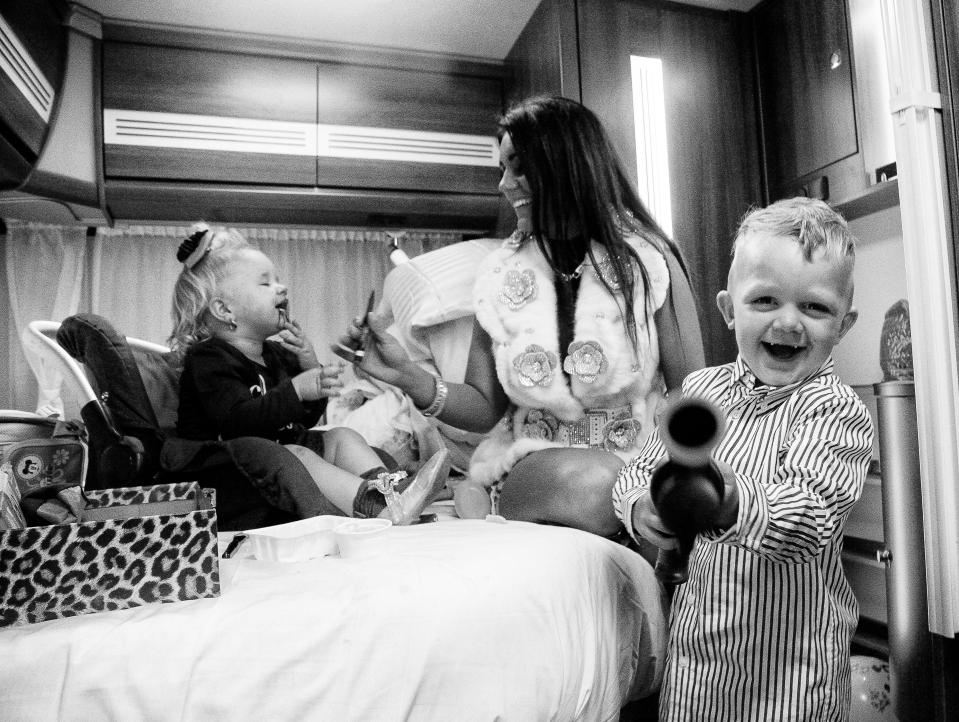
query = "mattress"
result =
(0, 518, 667, 721)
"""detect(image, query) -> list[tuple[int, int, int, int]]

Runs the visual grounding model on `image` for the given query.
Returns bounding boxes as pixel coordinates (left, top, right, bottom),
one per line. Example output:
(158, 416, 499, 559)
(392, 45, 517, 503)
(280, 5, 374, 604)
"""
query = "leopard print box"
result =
(0, 482, 219, 627)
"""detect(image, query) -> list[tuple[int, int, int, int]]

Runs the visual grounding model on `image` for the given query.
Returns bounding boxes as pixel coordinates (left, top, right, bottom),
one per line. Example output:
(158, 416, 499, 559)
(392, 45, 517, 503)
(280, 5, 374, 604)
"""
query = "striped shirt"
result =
(613, 356, 874, 721)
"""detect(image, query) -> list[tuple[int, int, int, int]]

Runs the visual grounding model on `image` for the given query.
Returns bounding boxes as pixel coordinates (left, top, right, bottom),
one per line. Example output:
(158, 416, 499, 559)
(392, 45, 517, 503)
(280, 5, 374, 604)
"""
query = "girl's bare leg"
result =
(497, 448, 624, 537)
(284, 444, 370, 514)
(288, 439, 450, 525)
(321, 426, 386, 476)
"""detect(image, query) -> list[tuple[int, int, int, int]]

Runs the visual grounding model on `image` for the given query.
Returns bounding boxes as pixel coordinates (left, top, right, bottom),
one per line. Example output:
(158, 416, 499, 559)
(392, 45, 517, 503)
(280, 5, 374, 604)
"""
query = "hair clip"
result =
(177, 228, 212, 269)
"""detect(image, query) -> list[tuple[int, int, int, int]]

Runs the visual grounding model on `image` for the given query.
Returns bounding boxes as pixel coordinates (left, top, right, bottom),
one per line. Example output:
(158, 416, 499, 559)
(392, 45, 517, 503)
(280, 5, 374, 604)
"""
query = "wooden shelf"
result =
(834, 178, 900, 221)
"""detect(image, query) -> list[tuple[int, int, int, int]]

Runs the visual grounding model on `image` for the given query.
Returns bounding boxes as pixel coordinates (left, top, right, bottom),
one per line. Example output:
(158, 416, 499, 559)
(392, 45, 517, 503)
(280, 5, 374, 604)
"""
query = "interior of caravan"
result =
(1, 0, 959, 720)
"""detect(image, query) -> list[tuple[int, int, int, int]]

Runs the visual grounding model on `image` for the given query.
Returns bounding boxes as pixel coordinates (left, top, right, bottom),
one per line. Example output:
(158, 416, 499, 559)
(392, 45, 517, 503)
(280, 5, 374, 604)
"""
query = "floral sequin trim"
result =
(603, 417, 642, 451)
(562, 340, 608, 383)
(506, 229, 532, 248)
(521, 409, 560, 441)
(499, 268, 538, 310)
(594, 256, 622, 290)
(513, 344, 558, 387)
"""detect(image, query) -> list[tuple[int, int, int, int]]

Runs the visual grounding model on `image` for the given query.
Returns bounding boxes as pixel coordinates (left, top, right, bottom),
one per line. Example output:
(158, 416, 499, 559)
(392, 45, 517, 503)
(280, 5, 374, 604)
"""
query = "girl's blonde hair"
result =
(168, 222, 250, 361)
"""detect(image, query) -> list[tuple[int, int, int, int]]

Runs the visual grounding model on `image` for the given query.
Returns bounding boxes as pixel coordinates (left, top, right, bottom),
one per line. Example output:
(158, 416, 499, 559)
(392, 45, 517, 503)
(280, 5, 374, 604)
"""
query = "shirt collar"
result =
(730, 355, 834, 403)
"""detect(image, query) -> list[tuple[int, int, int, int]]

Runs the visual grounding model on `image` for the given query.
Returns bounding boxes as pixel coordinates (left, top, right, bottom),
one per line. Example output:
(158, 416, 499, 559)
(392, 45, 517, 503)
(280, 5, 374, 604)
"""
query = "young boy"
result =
(613, 197, 874, 721)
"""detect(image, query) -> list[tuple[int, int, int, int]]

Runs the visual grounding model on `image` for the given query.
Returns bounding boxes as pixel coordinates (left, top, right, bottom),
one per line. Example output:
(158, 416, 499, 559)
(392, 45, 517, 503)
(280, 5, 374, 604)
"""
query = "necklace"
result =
(556, 262, 585, 283)
(508, 228, 586, 281)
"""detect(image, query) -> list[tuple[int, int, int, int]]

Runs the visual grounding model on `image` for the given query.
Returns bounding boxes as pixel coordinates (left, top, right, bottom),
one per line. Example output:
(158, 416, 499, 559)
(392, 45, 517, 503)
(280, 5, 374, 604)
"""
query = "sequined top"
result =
(473, 230, 669, 421)
(466, 230, 671, 486)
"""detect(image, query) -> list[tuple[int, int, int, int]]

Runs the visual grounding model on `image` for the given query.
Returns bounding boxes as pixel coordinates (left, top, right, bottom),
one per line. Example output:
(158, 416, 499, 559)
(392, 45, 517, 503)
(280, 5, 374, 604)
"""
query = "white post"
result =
(880, 0, 959, 637)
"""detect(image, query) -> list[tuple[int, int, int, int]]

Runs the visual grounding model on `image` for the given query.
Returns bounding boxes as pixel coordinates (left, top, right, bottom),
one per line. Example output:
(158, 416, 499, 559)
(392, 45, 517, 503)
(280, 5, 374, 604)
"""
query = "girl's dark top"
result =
(177, 336, 326, 443)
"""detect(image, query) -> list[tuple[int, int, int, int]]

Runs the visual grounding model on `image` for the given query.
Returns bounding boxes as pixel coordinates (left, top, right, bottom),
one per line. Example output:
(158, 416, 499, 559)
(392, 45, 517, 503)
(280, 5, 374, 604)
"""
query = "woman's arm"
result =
(654, 248, 706, 392)
(434, 320, 509, 432)
(339, 313, 508, 433)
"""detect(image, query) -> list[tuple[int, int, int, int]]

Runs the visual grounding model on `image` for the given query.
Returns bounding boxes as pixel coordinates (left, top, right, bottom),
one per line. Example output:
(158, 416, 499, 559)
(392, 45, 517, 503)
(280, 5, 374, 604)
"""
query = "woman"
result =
(337, 95, 704, 536)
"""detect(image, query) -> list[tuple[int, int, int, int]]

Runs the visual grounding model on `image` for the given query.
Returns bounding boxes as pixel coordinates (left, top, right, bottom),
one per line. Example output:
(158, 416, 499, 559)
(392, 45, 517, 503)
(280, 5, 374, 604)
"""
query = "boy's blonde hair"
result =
(169, 222, 250, 359)
(732, 197, 857, 265)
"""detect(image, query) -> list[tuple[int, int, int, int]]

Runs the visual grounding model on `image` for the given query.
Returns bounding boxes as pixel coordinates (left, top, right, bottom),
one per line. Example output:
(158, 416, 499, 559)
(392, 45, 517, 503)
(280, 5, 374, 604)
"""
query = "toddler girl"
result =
(169, 223, 449, 525)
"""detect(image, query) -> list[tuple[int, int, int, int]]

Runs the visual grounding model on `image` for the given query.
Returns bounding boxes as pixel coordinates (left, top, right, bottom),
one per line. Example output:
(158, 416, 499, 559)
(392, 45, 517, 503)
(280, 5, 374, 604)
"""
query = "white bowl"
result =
(334, 518, 392, 559)
(246, 515, 345, 562)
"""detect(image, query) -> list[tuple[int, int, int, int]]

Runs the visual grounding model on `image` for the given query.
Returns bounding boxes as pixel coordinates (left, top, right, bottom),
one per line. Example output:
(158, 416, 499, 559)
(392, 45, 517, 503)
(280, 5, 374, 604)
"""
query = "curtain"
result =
(2, 221, 457, 415)
(4, 222, 88, 413)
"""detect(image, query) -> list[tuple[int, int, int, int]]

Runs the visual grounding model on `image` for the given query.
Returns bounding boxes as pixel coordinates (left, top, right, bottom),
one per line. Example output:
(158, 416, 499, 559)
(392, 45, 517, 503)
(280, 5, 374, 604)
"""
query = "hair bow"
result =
(177, 228, 212, 269)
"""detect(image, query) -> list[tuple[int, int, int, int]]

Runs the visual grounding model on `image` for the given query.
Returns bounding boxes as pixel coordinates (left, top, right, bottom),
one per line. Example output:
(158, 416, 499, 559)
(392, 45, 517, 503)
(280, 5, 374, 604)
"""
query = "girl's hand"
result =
(276, 317, 320, 370)
(630, 493, 680, 551)
(292, 362, 345, 401)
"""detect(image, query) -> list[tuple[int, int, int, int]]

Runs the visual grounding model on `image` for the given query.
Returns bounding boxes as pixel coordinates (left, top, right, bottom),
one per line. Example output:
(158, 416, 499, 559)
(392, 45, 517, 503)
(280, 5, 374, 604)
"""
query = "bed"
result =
(0, 515, 667, 721)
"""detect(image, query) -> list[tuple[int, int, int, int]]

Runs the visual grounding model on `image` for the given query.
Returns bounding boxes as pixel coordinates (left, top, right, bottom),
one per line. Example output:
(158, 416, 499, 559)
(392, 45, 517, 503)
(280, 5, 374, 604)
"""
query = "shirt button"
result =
(677, 656, 690, 669)
(730, 408, 743, 420)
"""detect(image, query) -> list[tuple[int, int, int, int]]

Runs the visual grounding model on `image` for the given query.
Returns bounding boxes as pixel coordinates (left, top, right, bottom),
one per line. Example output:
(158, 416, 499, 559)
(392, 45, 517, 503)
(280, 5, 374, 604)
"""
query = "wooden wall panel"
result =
(104, 180, 500, 231)
(753, 0, 857, 186)
(104, 146, 316, 186)
(103, 42, 317, 122)
(576, 0, 760, 365)
(315, 157, 497, 194)
(315, 63, 503, 135)
(505, 0, 580, 105)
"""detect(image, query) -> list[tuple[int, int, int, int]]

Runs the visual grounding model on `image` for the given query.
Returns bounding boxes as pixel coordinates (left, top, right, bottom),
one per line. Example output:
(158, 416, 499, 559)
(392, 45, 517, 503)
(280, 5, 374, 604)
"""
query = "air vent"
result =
(104, 109, 498, 167)
(104, 109, 315, 156)
(320, 125, 498, 167)
(0, 14, 54, 120)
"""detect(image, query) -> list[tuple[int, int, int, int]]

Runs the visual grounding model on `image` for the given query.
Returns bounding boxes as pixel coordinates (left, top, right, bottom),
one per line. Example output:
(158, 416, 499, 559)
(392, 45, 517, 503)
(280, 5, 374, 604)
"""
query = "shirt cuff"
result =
(617, 484, 651, 547)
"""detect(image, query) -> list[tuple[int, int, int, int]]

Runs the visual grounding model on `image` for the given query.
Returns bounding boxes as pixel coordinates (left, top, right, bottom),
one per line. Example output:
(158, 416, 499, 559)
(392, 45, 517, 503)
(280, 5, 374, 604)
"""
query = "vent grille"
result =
(321, 125, 497, 166)
(104, 109, 498, 167)
(104, 110, 315, 155)
(0, 14, 54, 120)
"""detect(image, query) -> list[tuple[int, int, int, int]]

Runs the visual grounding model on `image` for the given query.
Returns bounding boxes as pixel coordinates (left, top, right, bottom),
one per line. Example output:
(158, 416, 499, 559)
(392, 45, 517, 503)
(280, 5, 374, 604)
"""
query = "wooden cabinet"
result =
(752, 0, 897, 214)
(754, 0, 858, 196)
(103, 43, 321, 187)
(0, 0, 67, 189)
(101, 32, 505, 229)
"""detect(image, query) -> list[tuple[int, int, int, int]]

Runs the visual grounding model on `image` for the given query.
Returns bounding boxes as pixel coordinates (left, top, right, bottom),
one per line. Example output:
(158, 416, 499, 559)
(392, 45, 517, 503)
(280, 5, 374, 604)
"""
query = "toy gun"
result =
(650, 396, 728, 586)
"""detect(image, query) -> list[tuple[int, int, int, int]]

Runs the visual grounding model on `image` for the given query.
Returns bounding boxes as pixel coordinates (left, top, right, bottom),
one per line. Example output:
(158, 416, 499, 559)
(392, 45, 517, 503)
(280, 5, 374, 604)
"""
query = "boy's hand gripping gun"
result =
(650, 396, 729, 587)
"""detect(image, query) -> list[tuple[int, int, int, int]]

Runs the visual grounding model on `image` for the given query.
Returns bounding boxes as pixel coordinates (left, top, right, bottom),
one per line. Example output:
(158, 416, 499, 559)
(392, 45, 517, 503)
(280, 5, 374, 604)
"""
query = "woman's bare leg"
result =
(497, 448, 625, 537)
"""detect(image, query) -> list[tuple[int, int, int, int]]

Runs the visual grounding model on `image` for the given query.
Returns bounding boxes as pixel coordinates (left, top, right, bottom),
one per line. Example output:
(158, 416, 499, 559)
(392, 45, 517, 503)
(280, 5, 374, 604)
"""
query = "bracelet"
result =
(419, 376, 449, 418)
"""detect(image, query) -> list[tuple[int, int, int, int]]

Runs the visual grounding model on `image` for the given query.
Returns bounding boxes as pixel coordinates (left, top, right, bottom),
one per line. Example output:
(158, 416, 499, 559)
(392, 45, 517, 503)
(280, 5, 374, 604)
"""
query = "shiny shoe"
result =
(452, 479, 492, 519)
(387, 449, 451, 525)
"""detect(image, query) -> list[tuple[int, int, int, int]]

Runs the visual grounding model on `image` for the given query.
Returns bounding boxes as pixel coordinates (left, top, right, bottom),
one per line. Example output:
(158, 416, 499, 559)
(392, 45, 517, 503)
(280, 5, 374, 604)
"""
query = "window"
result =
(630, 56, 672, 237)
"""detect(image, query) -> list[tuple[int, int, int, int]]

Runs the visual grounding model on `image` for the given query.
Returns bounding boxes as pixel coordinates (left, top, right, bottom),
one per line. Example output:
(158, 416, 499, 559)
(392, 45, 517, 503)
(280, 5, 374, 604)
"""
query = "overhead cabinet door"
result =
(753, 0, 858, 195)
(103, 42, 318, 186)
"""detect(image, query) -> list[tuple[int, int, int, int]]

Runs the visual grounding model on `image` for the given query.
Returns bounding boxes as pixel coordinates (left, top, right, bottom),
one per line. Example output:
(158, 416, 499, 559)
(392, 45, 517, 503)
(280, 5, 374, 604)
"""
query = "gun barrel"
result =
(650, 396, 728, 588)
(660, 396, 726, 468)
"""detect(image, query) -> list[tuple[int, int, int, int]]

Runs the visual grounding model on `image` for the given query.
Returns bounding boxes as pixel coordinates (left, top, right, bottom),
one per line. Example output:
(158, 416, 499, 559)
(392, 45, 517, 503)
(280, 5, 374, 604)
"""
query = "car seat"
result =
(34, 314, 343, 530)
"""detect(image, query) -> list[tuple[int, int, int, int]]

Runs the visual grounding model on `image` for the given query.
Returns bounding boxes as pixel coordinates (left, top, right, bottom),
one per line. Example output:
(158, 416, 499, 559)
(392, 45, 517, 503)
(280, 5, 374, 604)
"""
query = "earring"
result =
(229, 320, 237, 331)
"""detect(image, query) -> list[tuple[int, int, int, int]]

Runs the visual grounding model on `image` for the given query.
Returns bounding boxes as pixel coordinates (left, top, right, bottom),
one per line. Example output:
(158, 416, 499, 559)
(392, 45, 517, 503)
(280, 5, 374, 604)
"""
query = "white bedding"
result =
(0, 518, 667, 722)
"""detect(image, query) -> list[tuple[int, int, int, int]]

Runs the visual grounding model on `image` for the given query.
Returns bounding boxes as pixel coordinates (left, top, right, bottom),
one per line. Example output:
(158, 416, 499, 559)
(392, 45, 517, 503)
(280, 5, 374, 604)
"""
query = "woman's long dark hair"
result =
(497, 95, 691, 353)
